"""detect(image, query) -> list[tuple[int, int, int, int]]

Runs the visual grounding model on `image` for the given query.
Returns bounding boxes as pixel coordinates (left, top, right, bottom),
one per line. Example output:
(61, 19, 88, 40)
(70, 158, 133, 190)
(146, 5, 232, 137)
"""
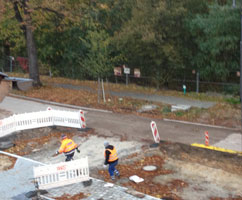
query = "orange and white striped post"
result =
(205, 131, 209, 146)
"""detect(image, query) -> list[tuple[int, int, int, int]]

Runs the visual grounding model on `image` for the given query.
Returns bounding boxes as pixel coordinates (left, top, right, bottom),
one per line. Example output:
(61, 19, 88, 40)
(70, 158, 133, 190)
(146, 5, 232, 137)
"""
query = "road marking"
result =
(191, 143, 242, 155)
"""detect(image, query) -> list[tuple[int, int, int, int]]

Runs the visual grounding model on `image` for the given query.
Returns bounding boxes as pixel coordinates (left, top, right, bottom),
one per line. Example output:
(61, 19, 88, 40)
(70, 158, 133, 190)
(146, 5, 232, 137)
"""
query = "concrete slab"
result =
(137, 104, 158, 113)
(171, 104, 191, 112)
(213, 133, 242, 152)
(26, 135, 144, 168)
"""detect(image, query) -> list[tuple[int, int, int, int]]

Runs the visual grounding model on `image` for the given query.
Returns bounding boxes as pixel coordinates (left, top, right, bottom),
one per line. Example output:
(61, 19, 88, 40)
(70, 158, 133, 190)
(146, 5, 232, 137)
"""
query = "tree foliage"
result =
(0, 0, 240, 86)
(187, 4, 240, 81)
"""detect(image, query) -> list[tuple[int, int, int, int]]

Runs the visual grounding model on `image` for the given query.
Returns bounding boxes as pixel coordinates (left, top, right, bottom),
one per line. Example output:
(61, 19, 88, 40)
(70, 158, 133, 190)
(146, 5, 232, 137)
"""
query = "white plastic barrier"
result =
(33, 157, 89, 189)
(0, 107, 86, 138)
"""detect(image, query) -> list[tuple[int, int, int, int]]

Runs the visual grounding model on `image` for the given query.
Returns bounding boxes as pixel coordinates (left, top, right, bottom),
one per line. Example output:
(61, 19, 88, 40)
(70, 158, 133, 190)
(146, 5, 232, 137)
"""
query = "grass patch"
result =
(162, 106, 171, 114)
(175, 111, 185, 117)
(225, 97, 240, 105)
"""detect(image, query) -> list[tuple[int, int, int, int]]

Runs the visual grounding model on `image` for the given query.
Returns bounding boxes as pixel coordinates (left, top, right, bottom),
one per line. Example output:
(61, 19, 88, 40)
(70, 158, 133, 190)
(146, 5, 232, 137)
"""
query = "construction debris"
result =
(129, 175, 144, 183)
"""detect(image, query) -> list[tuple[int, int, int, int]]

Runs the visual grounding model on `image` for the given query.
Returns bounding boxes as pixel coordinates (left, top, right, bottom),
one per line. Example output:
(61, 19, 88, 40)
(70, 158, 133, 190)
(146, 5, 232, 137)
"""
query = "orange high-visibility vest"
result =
(58, 138, 77, 153)
(105, 147, 118, 162)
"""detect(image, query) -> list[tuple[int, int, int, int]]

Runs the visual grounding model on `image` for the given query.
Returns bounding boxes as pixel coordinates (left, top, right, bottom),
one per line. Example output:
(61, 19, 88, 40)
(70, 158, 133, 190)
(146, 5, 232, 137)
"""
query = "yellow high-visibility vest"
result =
(105, 147, 118, 162)
(58, 138, 77, 153)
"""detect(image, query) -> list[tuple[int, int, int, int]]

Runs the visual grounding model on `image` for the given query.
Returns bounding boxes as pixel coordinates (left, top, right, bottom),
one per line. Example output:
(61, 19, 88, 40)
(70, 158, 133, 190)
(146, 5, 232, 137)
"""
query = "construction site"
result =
(0, 74, 242, 200)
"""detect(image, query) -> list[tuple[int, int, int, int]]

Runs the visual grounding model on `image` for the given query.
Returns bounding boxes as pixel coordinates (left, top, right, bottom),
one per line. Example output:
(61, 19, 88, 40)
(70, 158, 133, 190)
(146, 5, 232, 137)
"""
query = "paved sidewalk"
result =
(47, 177, 159, 200)
(0, 159, 37, 200)
(110, 91, 215, 108)
(53, 83, 216, 108)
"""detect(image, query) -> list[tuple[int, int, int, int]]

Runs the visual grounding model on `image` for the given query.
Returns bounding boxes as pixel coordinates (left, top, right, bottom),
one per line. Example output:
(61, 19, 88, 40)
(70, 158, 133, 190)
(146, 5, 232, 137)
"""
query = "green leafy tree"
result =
(187, 4, 240, 81)
(113, 0, 186, 88)
(97, 0, 135, 35)
(0, 0, 86, 85)
(81, 23, 112, 79)
(0, 1, 25, 70)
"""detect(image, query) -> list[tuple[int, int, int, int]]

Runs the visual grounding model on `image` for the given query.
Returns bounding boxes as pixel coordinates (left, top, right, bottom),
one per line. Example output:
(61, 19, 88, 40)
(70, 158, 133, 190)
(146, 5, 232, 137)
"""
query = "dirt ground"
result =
(0, 88, 242, 199)
(1, 125, 242, 200)
(94, 142, 242, 200)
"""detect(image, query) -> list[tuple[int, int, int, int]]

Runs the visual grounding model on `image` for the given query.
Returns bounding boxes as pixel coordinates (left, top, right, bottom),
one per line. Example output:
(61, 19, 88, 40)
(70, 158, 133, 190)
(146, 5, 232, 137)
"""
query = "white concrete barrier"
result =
(171, 104, 191, 112)
(0, 107, 86, 138)
(33, 157, 89, 189)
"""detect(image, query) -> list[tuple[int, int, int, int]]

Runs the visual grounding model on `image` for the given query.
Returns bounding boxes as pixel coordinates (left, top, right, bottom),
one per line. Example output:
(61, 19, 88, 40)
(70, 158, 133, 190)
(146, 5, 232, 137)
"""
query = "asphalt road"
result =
(0, 96, 241, 151)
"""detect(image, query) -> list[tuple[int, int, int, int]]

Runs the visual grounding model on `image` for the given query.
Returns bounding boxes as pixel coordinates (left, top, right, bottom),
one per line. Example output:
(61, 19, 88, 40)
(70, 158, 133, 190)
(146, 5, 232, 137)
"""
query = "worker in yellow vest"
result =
(56, 134, 80, 162)
(103, 141, 120, 181)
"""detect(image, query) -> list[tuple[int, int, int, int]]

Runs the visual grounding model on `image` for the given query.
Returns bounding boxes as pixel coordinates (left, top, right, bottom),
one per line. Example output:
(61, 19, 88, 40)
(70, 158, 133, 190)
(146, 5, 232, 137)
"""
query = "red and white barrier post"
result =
(205, 131, 209, 146)
(79, 110, 86, 128)
(150, 121, 160, 143)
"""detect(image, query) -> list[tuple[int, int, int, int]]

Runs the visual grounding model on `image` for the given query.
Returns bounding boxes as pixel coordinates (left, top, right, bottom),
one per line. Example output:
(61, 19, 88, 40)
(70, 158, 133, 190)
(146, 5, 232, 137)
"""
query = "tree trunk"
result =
(23, 0, 41, 86)
(26, 25, 41, 86)
(3, 40, 10, 71)
(12, 0, 41, 86)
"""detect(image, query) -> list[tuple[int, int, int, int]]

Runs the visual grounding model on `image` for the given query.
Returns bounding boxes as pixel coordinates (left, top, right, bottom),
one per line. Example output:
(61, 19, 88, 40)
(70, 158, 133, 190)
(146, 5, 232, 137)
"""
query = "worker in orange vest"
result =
(103, 141, 120, 181)
(56, 134, 80, 162)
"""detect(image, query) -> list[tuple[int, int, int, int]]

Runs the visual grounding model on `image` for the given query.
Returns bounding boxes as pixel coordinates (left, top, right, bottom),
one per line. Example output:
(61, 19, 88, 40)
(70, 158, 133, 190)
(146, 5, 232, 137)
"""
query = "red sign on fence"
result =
(114, 67, 122, 76)
(57, 165, 66, 171)
(16, 57, 29, 72)
(134, 68, 141, 78)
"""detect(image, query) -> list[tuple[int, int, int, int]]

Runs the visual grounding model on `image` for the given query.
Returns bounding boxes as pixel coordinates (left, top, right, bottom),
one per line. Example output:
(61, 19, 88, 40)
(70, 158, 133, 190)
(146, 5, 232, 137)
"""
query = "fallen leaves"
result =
(54, 192, 86, 200)
(98, 155, 186, 200)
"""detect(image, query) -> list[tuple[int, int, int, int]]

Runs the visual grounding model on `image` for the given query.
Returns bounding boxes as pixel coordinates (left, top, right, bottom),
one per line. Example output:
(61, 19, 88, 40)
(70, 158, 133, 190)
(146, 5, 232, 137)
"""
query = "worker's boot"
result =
(111, 176, 115, 181)
(114, 170, 120, 178)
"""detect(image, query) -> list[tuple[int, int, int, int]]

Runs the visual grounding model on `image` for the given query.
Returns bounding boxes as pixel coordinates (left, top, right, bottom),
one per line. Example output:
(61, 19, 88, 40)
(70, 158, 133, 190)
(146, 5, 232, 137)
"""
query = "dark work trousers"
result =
(65, 152, 74, 162)
(108, 160, 119, 177)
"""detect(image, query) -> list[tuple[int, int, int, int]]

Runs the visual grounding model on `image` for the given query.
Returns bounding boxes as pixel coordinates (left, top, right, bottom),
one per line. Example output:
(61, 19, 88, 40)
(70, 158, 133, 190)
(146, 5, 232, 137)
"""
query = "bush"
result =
(225, 97, 240, 105)
(175, 111, 184, 117)
(162, 106, 171, 113)
(223, 85, 239, 96)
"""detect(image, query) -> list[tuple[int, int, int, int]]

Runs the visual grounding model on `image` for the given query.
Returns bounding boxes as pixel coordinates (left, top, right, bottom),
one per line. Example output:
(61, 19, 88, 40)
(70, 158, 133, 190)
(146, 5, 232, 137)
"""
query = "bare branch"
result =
(34, 6, 65, 18)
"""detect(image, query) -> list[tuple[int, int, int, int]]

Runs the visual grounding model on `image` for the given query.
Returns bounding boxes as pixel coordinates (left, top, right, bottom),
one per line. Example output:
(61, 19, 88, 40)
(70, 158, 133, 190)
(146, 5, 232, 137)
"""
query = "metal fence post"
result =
(196, 71, 200, 93)
(126, 74, 128, 86)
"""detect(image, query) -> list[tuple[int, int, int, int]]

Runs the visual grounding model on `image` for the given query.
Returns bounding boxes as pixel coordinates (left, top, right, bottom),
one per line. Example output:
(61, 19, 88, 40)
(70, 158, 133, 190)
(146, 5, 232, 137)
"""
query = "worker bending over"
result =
(56, 134, 80, 162)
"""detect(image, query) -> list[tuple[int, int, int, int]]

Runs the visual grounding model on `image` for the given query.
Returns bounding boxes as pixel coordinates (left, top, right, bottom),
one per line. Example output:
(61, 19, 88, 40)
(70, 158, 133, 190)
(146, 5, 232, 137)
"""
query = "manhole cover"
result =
(142, 165, 157, 171)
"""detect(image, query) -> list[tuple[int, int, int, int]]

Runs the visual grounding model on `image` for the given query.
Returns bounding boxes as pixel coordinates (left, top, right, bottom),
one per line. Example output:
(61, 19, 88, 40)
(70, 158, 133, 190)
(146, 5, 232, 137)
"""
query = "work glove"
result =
(55, 151, 59, 155)
(76, 148, 80, 153)
(103, 164, 107, 169)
